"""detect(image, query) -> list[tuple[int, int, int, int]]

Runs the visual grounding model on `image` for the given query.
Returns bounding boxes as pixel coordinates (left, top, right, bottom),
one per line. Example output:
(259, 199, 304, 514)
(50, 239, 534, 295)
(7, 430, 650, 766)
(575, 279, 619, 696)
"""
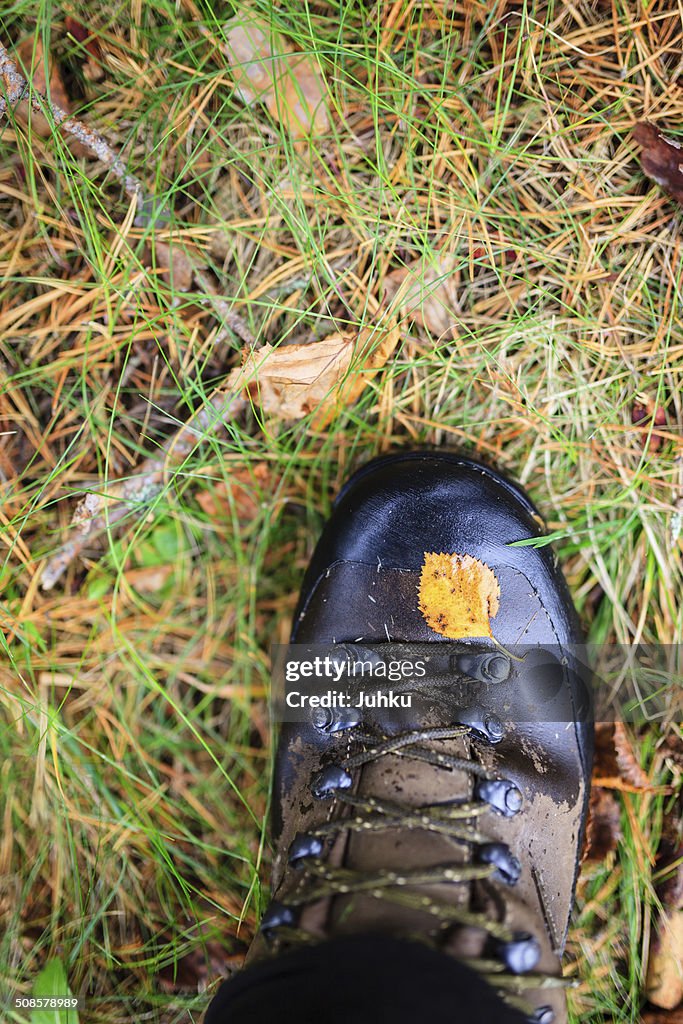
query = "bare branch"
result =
(40, 383, 248, 591)
(0, 37, 260, 588)
(0, 42, 144, 205)
(0, 41, 254, 344)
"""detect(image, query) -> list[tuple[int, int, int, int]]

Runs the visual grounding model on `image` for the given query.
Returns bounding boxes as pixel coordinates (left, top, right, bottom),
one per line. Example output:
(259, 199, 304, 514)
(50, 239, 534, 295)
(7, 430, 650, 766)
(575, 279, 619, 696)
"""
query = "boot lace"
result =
(262, 642, 567, 1023)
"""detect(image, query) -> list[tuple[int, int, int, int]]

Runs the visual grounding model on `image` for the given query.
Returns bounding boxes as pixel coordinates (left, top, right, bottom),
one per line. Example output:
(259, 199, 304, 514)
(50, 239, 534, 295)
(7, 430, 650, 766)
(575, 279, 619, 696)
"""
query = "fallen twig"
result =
(40, 382, 249, 590)
(0, 42, 145, 204)
(0, 36, 260, 588)
(194, 267, 255, 347)
(39, 318, 398, 588)
(0, 41, 254, 345)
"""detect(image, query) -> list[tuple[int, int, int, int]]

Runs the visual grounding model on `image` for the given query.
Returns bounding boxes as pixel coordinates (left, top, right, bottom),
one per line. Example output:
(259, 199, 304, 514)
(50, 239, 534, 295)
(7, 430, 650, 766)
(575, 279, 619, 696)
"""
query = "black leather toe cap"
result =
(295, 453, 581, 649)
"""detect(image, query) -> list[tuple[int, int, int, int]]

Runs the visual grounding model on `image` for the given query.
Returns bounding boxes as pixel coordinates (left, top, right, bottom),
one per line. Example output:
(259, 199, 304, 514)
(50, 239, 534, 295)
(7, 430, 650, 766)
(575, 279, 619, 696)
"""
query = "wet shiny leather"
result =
(257, 453, 593, 1024)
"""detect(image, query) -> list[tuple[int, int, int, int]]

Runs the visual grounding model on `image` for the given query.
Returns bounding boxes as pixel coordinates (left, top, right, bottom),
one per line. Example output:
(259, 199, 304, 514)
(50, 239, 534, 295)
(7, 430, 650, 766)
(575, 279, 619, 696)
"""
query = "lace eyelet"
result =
(459, 710, 505, 744)
(289, 833, 324, 865)
(312, 706, 361, 734)
(260, 901, 298, 933)
(477, 842, 521, 885)
(495, 931, 541, 974)
(483, 714, 505, 742)
(312, 765, 353, 798)
(454, 651, 511, 683)
(475, 778, 523, 816)
(527, 1007, 555, 1024)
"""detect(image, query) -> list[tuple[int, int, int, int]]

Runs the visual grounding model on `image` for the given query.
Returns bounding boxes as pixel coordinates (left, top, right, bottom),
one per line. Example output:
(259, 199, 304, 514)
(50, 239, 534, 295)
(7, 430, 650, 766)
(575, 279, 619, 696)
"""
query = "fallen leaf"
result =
(657, 822, 683, 913)
(196, 462, 272, 523)
(418, 552, 500, 640)
(64, 17, 104, 82)
(220, 17, 330, 140)
(581, 787, 622, 864)
(593, 722, 653, 792)
(642, 1009, 683, 1024)
(15, 36, 70, 134)
(128, 565, 172, 594)
(646, 818, 683, 1008)
(228, 322, 398, 427)
(64, 17, 103, 62)
(384, 254, 459, 337)
(663, 730, 683, 770)
(647, 910, 683, 1009)
(634, 122, 683, 206)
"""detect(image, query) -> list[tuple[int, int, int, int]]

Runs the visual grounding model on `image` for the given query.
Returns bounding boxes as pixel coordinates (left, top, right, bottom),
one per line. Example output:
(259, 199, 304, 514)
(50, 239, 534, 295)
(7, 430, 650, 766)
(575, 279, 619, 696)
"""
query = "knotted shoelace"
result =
(264, 644, 570, 1019)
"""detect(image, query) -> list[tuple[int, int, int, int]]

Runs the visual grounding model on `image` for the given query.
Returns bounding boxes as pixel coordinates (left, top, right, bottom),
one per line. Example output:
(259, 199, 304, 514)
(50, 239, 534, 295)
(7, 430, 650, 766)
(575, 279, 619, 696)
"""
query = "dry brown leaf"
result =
(647, 911, 683, 1010)
(128, 565, 172, 594)
(646, 823, 683, 1009)
(634, 122, 683, 206)
(581, 787, 622, 865)
(593, 721, 653, 792)
(632, 396, 669, 454)
(64, 17, 104, 81)
(196, 462, 272, 523)
(15, 36, 70, 135)
(221, 17, 330, 139)
(228, 323, 398, 428)
(383, 254, 459, 337)
(642, 1009, 683, 1024)
(663, 730, 683, 770)
(418, 553, 500, 640)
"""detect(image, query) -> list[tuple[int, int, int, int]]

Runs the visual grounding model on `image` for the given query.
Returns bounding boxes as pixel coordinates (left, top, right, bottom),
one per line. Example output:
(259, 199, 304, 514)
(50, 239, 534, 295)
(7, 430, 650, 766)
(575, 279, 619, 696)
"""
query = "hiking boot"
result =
(253, 452, 593, 1024)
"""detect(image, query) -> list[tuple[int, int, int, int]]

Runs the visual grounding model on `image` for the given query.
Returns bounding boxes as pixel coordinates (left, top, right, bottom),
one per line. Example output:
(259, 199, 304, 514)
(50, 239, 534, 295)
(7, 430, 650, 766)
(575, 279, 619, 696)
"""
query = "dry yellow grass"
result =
(1, 2, 682, 1021)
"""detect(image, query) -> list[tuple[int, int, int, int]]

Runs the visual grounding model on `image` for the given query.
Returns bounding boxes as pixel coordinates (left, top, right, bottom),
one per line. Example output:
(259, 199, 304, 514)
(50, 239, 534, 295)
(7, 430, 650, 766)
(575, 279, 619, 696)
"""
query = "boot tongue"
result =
(307, 681, 569, 1023)
(304, 643, 480, 937)
(330, 726, 477, 940)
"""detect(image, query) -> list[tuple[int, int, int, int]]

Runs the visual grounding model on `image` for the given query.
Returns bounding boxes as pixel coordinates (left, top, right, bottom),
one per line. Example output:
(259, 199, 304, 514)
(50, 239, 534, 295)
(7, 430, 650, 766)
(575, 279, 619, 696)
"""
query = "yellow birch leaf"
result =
(418, 552, 500, 639)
